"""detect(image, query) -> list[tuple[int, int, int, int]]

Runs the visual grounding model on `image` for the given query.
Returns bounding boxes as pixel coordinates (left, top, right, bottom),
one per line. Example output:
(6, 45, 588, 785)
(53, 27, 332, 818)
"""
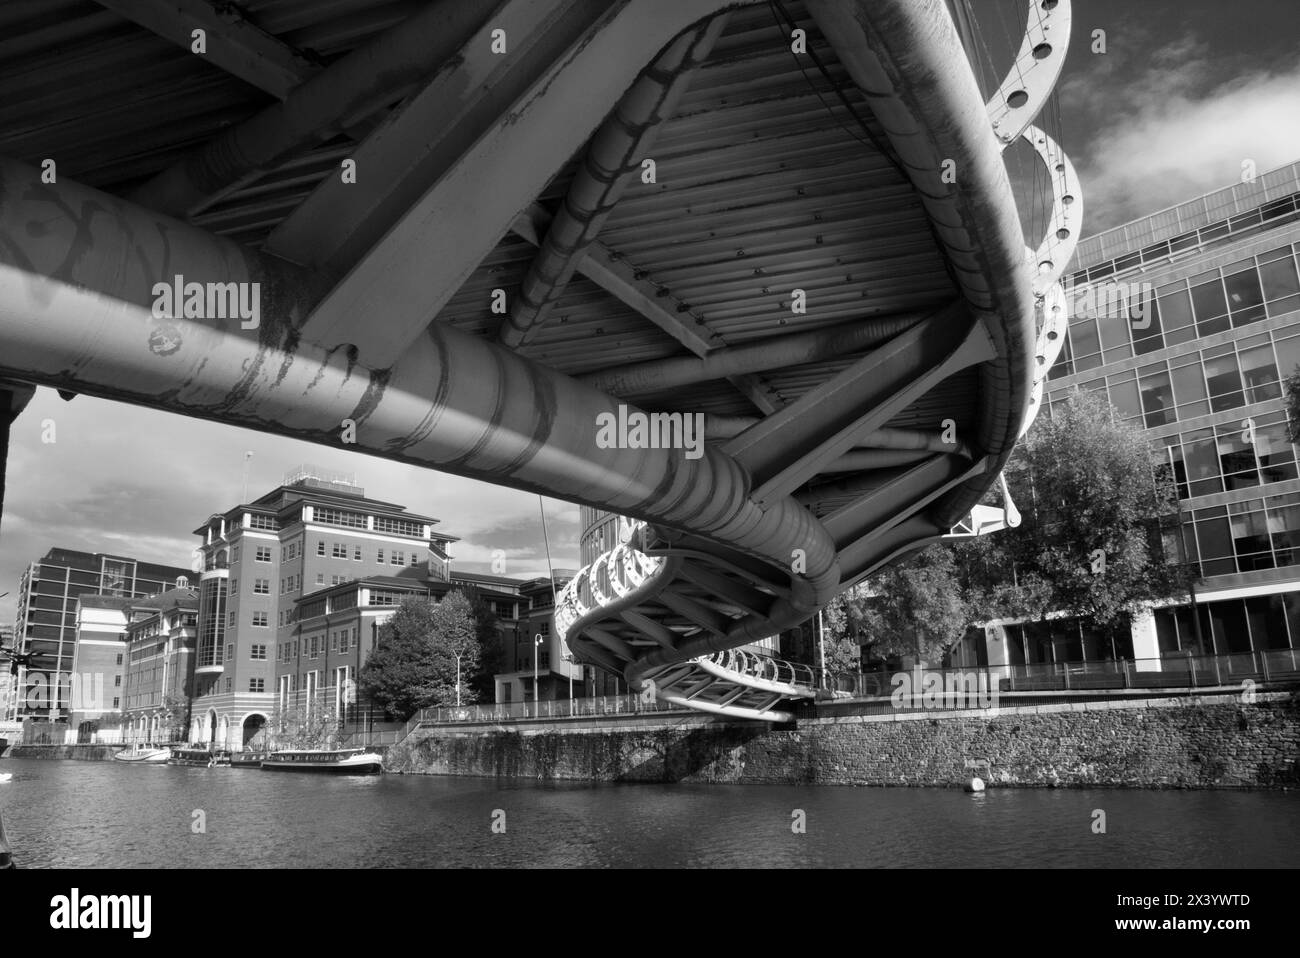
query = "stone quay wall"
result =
(384, 692, 1300, 789)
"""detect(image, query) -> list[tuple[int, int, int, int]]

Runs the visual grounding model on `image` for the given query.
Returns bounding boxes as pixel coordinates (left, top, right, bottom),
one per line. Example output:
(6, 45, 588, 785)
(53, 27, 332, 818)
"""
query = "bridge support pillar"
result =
(0, 383, 34, 525)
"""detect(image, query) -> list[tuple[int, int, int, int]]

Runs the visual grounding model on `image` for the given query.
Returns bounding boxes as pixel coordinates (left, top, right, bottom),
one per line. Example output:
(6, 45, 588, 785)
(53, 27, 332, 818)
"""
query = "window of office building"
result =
(253, 578, 269, 594)
(1224, 260, 1266, 326)
(255, 546, 271, 562)
(250, 678, 265, 693)
(332, 542, 347, 559)
(391, 551, 404, 565)
(354, 546, 362, 561)
(1239, 336, 1281, 404)
(1138, 364, 1174, 427)
(1157, 282, 1196, 347)
(1202, 346, 1245, 412)
(250, 644, 267, 660)
(1191, 271, 1230, 336)
(252, 611, 268, 627)
(1106, 370, 1143, 422)
(317, 540, 325, 556)
(1169, 356, 1209, 419)
(1260, 247, 1300, 316)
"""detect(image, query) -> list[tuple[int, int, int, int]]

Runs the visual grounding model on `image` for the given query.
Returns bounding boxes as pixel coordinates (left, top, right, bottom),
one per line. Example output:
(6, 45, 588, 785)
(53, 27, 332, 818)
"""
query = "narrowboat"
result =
(169, 747, 231, 767)
(261, 747, 383, 774)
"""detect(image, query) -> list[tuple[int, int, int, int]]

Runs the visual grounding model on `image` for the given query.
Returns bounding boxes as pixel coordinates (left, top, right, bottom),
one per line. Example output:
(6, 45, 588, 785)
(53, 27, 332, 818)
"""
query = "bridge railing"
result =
(401, 693, 695, 731)
(821, 649, 1300, 703)
(703, 648, 818, 689)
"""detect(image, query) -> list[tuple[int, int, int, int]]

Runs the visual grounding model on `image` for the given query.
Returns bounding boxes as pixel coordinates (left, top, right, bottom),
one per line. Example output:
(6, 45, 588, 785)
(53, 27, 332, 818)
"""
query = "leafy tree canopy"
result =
(955, 387, 1189, 627)
(821, 389, 1189, 663)
(357, 591, 484, 721)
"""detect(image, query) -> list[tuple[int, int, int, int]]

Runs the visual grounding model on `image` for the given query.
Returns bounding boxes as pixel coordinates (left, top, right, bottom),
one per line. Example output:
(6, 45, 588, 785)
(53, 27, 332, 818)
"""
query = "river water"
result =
(2, 758, 1297, 868)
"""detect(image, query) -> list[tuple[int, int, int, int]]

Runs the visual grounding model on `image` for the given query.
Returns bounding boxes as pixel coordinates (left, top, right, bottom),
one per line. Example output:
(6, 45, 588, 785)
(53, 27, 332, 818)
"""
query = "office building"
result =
(120, 585, 200, 744)
(974, 161, 1300, 668)
(188, 466, 455, 747)
(7, 548, 191, 721)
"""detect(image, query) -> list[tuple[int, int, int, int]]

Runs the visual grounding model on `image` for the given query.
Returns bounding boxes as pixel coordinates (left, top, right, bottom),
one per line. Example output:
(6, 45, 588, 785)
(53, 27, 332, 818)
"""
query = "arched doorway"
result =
(205, 708, 217, 745)
(217, 715, 229, 749)
(241, 713, 268, 750)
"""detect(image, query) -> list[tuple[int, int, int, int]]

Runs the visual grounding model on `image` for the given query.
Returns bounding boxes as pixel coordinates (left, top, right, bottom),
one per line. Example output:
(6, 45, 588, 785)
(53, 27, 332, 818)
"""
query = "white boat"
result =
(112, 746, 172, 764)
(0, 772, 12, 784)
(261, 747, 383, 774)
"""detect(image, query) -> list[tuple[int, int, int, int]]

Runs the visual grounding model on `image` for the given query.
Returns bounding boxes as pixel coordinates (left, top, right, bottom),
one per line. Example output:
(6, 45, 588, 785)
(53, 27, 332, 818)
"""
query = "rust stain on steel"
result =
(348, 366, 391, 430)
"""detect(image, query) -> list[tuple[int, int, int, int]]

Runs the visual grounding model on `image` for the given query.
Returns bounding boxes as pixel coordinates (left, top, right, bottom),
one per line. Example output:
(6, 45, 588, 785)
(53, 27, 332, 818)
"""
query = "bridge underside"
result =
(0, 0, 1077, 720)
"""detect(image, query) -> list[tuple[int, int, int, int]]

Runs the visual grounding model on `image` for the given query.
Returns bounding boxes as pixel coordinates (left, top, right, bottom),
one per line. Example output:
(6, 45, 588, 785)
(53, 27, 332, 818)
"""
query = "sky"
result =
(3, 0, 1300, 624)
(1048, 0, 1300, 232)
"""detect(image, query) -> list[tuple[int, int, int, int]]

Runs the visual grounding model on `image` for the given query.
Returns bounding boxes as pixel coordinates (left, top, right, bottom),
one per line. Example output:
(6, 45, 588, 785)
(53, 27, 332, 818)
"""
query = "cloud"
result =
(0, 388, 587, 623)
(1061, 32, 1300, 232)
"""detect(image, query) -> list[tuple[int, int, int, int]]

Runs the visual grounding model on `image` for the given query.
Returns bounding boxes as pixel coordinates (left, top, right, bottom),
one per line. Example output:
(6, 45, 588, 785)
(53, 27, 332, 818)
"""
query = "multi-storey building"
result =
(66, 595, 133, 732)
(972, 161, 1300, 669)
(120, 586, 200, 744)
(0, 624, 15, 728)
(189, 466, 454, 747)
(277, 566, 579, 718)
(7, 548, 190, 721)
(495, 573, 586, 704)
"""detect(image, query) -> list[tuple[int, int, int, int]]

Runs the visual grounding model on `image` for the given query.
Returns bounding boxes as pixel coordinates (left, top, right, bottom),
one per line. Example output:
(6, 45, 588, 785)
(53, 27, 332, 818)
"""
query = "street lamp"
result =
(560, 646, 574, 715)
(454, 652, 463, 707)
(534, 633, 544, 718)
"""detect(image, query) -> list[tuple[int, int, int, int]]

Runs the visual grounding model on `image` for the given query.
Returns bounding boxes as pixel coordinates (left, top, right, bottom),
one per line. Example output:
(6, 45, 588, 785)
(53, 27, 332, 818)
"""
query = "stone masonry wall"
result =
(384, 693, 1300, 788)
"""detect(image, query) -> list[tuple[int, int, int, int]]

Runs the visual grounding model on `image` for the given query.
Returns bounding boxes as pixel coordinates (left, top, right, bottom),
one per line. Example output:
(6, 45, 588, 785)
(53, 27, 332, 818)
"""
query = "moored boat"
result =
(261, 748, 383, 774)
(169, 747, 231, 767)
(112, 746, 172, 764)
(230, 750, 271, 769)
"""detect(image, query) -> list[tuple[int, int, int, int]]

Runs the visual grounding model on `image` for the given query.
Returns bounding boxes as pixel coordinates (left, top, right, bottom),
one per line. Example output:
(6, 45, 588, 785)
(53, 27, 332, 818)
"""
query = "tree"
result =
(956, 388, 1189, 629)
(357, 592, 484, 721)
(852, 545, 971, 664)
(1285, 364, 1300, 442)
(464, 592, 504, 701)
(271, 700, 339, 749)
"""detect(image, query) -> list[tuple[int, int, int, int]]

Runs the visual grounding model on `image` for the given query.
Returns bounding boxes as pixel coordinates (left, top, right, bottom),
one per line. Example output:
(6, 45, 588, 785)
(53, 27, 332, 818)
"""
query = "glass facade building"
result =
(7, 548, 192, 720)
(1043, 161, 1300, 659)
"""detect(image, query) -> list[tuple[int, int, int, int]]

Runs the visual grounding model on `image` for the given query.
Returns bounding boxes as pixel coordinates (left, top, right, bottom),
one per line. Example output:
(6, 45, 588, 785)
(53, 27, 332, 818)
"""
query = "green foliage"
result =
(271, 700, 339, 750)
(464, 592, 504, 700)
(955, 388, 1189, 626)
(822, 389, 1188, 661)
(1285, 364, 1300, 443)
(823, 546, 970, 664)
(820, 631, 861, 673)
(357, 591, 486, 721)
